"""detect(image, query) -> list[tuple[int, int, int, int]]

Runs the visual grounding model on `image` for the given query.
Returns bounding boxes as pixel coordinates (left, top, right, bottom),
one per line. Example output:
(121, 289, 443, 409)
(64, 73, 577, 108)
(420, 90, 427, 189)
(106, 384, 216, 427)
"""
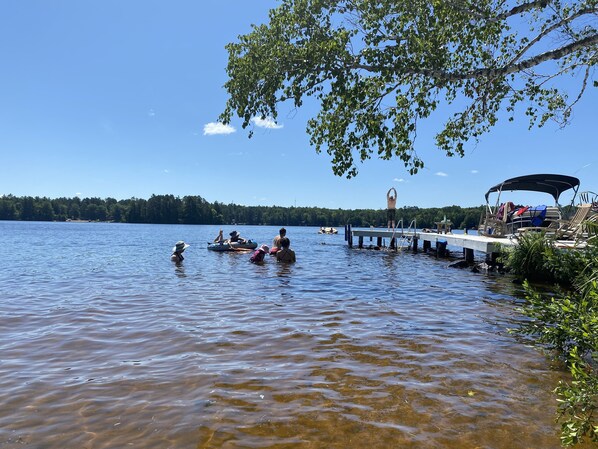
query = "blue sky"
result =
(0, 1, 596, 210)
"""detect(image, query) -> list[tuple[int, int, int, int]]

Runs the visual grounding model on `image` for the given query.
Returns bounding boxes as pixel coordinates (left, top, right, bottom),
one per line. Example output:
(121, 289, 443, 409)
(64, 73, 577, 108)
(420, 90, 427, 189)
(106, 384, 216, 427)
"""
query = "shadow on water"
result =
(0, 221, 592, 449)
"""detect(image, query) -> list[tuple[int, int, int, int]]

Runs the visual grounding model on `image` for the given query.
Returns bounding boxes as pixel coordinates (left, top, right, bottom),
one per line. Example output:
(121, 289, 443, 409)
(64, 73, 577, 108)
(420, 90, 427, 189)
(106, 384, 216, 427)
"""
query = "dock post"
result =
(347, 224, 353, 247)
(358, 236, 363, 248)
(344, 224, 348, 241)
(423, 240, 431, 252)
(390, 238, 396, 250)
(486, 252, 498, 265)
(436, 240, 447, 258)
(412, 237, 418, 253)
(464, 248, 474, 263)
(377, 237, 382, 247)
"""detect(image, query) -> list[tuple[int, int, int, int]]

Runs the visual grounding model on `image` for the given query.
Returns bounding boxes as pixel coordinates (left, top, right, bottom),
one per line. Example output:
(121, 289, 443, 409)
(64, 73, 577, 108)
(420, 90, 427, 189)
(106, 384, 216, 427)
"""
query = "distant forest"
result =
(0, 194, 485, 229)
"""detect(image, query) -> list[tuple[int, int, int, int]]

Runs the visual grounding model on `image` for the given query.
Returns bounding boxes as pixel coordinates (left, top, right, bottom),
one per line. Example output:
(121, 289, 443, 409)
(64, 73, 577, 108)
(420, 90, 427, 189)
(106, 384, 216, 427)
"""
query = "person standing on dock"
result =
(387, 187, 397, 230)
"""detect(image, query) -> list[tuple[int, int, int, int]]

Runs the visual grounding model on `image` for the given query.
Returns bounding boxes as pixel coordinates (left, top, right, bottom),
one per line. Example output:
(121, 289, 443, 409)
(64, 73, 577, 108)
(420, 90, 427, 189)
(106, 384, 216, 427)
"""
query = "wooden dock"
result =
(344, 225, 586, 263)
(345, 226, 516, 262)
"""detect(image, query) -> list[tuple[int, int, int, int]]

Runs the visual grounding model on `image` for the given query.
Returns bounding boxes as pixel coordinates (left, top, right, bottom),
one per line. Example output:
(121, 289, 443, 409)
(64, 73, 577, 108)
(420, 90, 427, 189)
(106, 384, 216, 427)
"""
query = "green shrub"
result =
(507, 227, 598, 446)
(504, 232, 594, 286)
(505, 232, 553, 281)
(516, 281, 598, 446)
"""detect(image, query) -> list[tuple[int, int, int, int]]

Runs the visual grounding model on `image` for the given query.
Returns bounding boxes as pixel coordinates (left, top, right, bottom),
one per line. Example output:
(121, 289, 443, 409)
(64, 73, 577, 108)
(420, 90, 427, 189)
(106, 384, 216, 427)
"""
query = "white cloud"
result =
(164, 169, 170, 174)
(75, 192, 82, 196)
(435, 171, 448, 177)
(148, 109, 156, 117)
(393, 178, 405, 183)
(471, 169, 479, 174)
(203, 122, 236, 135)
(251, 116, 283, 129)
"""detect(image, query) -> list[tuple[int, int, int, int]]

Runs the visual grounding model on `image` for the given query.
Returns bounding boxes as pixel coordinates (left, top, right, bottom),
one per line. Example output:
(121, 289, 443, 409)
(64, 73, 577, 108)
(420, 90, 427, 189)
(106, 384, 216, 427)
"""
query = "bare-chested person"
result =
(387, 187, 397, 230)
(272, 227, 286, 253)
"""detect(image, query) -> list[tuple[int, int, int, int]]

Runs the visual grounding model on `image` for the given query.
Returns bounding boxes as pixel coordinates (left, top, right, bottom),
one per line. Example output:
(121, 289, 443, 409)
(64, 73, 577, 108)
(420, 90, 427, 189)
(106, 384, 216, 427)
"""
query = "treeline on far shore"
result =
(0, 194, 485, 229)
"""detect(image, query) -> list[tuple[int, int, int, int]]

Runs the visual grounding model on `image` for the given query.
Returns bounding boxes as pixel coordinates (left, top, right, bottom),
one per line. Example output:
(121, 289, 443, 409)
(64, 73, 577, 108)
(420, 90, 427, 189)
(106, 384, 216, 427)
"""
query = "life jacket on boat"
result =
(497, 202, 515, 220)
(530, 205, 547, 227)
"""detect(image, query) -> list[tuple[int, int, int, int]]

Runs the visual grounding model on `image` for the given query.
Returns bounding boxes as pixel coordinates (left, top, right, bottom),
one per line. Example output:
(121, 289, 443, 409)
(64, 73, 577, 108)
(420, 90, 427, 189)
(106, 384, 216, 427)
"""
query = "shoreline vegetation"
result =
(503, 232, 598, 446)
(0, 194, 483, 230)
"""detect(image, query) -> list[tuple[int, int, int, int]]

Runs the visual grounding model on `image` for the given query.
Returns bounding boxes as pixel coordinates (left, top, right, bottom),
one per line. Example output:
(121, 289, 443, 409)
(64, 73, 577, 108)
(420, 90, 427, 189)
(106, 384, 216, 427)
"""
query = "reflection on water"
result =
(174, 262, 187, 278)
(0, 221, 590, 448)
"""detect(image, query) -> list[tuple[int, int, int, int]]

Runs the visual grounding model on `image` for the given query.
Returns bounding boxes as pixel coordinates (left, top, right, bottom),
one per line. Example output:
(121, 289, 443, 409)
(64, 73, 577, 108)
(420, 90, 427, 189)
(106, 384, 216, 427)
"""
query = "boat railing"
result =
(579, 191, 598, 209)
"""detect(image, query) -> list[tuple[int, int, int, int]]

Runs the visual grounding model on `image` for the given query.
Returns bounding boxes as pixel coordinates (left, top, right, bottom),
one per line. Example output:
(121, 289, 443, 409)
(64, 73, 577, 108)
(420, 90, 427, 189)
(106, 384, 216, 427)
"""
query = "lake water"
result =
(0, 221, 590, 448)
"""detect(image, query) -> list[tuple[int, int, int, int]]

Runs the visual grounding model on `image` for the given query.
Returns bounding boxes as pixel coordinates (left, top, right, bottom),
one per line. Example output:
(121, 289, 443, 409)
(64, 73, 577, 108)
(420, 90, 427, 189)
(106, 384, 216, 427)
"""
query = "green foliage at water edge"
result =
(508, 227, 598, 446)
(505, 232, 596, 285)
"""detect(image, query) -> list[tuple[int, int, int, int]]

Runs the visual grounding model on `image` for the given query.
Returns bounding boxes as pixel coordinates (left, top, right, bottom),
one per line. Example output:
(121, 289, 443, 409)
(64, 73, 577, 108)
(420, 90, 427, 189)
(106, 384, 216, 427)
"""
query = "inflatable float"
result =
(207, 240, 258, 252)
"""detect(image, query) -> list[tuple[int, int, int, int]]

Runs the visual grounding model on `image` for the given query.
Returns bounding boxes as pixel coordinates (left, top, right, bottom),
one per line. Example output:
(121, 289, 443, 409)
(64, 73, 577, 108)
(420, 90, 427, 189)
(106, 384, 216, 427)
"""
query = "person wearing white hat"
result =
(250, 244, 270, 263)
(171, 240, 190, 262)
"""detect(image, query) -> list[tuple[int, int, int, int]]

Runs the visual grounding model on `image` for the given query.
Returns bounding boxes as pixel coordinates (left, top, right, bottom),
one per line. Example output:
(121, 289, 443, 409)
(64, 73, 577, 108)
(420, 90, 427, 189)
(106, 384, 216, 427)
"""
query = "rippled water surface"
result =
(0, 221, 590, 448)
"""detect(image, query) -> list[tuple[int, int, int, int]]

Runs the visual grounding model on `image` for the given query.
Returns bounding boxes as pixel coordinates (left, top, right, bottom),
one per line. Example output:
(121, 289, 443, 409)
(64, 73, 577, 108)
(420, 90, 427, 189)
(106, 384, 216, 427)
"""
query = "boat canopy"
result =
(484, 174, 580, 203)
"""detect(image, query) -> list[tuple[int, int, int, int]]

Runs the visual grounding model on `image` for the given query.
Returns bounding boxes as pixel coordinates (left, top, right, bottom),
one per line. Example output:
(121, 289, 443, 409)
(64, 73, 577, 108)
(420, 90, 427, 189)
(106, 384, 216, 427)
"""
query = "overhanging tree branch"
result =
(496, 0, 550, 20)
(222, 0, 598, 179)
(508, 8, 598, 66)
(446, 0, 551, 22)
(353, 33, 598, 81)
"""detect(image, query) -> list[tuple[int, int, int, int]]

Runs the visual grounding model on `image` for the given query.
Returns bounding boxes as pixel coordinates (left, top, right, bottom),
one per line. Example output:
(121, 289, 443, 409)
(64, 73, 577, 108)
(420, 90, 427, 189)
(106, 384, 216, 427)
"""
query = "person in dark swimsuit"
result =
(276, 237, 296, 263)
(171, 241, 189, 262)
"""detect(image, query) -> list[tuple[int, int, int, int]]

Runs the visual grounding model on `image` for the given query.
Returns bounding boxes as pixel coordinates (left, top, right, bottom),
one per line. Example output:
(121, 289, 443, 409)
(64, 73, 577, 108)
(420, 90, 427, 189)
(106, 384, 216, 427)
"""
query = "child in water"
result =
(250, 244, 269, 263)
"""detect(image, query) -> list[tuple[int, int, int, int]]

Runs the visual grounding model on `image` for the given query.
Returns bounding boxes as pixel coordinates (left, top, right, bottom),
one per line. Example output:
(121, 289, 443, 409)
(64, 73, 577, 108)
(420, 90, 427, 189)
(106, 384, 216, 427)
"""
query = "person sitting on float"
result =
(214, 229, 224, 243)
(228, 230, 246, 244)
